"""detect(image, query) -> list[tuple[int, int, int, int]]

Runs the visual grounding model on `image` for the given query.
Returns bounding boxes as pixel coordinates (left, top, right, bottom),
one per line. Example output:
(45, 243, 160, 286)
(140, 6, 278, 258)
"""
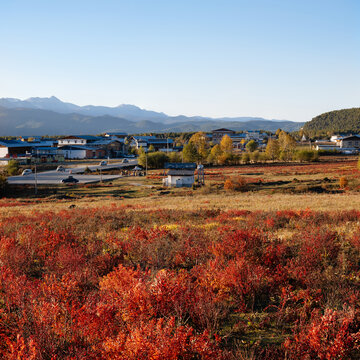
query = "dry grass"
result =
(2, 158, 360, 217)
(2, 192, 360, 217)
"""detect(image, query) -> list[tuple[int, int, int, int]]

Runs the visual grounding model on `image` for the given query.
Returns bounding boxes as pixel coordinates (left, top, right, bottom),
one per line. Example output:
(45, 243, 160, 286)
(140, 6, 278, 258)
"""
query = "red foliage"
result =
(0, 206, 359, 358)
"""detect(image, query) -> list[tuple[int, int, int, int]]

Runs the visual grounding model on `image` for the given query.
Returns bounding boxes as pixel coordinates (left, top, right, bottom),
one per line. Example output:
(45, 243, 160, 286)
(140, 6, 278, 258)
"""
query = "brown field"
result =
(2, 158, 360, 216)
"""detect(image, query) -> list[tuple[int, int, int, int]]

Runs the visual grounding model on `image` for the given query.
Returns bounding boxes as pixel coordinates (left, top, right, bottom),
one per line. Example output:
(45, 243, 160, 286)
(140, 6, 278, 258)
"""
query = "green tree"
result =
(0, 175, 8, 196)
(135, 146, 145, 156)
(168, 151, 182, 163)
(148, 145, 155, 153)
(6, 160, 19, 176)
(295, 150, 319, 162)
(138, 151, 169, 169)
(242, 152, 250, 164)
(250, 150, 260, 163)
(182, 142, 198, 163)
(245, 140, 258, 152)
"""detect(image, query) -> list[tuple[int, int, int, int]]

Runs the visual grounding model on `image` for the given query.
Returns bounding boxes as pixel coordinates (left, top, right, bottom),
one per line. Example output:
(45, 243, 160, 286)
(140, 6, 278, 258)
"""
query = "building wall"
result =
(59, 139, 86, 145)
(0, 147, 9, 157)
(212, 130, 235, 144)
(63, 149, 87, 159)
(341, 139, 360, 148)
(168, 175, 194, 187)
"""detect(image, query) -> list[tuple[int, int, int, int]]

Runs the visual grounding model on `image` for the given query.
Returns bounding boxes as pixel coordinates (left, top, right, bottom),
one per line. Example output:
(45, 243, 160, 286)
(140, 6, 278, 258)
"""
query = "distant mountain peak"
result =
(26, 95, 61, 102)
(0, 96, 303, 136)
(116, 104, 141, 109)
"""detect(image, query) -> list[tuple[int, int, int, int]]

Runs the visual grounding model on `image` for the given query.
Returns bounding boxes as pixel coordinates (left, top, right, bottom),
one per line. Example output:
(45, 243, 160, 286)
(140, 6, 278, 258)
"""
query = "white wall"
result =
(168, 175, 194, 187)
(63, 149, 87, 159)
(59, 139, 86, 145)
(0, 147, 9, 157)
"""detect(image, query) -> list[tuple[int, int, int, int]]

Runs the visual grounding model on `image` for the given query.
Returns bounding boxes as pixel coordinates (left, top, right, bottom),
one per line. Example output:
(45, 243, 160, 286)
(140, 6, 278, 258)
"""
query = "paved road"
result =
(7, 159, 138, 185)
(66, 159, 138, 174)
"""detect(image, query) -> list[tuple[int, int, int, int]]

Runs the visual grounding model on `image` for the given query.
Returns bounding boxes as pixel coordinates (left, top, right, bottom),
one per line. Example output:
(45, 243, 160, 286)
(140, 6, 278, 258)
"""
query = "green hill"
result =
(304, 108, 360, 136)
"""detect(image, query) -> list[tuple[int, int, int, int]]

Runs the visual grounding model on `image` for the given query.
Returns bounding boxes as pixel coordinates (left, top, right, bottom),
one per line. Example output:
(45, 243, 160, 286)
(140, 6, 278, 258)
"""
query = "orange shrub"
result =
(339, 176, 348, 188)
(224, 176, 247, 191)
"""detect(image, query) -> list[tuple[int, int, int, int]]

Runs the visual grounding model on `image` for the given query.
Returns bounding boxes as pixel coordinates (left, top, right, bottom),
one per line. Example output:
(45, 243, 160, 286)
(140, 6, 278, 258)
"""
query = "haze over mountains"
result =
(0, 96, 304, 136)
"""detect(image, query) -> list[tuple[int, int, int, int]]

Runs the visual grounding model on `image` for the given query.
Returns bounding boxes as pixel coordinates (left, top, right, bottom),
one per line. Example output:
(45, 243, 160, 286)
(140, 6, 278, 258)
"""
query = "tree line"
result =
(137, 130, 318, 169)
(303, 107, 360, 138)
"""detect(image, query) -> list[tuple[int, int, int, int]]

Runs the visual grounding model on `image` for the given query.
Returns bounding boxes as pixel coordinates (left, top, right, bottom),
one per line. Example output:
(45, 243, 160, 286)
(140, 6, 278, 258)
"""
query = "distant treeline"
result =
(303, 108, 360, 137)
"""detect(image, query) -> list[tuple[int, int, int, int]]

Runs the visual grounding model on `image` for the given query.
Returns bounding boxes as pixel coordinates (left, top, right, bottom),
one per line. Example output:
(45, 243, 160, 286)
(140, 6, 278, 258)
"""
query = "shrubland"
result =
(0, 157, 360, 358)
(0, 205, 360, 359)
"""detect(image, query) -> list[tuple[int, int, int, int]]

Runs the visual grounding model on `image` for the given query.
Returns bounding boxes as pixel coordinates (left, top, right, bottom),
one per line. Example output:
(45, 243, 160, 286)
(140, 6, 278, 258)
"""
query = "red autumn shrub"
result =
(284, 308, 360, 359)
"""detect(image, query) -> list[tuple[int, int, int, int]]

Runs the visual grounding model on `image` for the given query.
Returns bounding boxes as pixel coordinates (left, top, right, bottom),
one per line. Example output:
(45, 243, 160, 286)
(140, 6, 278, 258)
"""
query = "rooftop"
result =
(165, 162, 197, 170)
(167, 169, 195, 176)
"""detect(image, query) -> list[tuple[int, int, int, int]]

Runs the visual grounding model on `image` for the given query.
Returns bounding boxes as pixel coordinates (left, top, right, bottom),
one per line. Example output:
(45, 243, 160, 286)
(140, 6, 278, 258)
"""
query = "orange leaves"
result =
(1, 334, 39, 360)
(284, 308, 360, 359)
(100, 264, 153, 323)
(101, 317, 221, 360)
(1, 206, 360, 358)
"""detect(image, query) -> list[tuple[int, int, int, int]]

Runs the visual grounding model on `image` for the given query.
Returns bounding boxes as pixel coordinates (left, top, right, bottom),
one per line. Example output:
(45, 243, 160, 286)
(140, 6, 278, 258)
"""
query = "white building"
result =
(163, 169, 195, 187)
(163, 163, 197, 188)
(340, 135, 360, 149)
(58, 135, 99, 146)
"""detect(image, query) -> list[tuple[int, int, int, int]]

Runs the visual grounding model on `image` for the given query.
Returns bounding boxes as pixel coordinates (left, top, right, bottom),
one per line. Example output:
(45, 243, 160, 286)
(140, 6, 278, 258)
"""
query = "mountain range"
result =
(0, 96, 304, 136)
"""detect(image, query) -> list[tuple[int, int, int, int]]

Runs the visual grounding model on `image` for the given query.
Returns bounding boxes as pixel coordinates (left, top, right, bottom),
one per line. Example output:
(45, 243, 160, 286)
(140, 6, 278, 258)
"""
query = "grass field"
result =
(2, 157, 360, 215)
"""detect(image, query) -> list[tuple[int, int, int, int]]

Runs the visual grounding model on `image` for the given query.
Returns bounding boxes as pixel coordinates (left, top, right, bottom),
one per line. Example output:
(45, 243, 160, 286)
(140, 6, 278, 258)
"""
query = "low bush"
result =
(339, 176, 348, 189)
(224, 176, 248, 191)
(6, 159, 20, 175)
(295, 150, 319, 162)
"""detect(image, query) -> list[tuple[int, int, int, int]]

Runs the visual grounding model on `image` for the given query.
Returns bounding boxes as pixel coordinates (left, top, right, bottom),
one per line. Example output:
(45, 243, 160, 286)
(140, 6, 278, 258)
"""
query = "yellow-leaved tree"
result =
(220, 135, 233, 154)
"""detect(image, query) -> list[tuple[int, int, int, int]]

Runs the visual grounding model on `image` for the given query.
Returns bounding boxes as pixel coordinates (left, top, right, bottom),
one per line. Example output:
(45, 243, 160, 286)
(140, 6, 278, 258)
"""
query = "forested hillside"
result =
(303, 108, 360, 136)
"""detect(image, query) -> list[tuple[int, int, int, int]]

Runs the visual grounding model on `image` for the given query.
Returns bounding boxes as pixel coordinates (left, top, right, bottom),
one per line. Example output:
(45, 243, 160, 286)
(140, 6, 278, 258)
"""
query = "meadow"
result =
(0, 158, 360, 359)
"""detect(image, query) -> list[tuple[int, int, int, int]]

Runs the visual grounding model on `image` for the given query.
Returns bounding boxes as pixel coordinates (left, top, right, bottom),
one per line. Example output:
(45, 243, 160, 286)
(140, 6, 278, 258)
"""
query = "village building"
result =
(211, 128, 235, 144)
(58, 135, 100, 146)
(59, 145, 106, 159)
(0, 140, 34, 158)
(314, 143, 340, 151)
(247, 130, 262, 140)
(88, 139, 127, 157)
(104, 132, 128, 139)
(162, 163, 196, 188)
(340, 135, 360, 149)
(129, 136, 174, 152)
(33, 147, 65, 162)
(0, 139, 56, 158)
(229, 133, 248, 149)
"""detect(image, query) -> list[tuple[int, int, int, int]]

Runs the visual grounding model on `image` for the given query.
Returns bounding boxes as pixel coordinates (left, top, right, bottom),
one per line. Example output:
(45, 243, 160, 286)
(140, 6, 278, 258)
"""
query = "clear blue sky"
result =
(1, 0, 359, 122)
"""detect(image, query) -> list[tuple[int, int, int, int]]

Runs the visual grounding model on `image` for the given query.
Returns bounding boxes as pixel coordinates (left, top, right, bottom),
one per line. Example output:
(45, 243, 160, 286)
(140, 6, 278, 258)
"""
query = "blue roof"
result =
(230, 134, 247, 139)
(0, 140, 35, 147)
(133, 136, 173, 144)
(91, 139, 124, 145)
(58, 145, 95, 150)
(165, 162, 197, 170)
(133, 136, 157, 140)
(147, 138, 173, 144)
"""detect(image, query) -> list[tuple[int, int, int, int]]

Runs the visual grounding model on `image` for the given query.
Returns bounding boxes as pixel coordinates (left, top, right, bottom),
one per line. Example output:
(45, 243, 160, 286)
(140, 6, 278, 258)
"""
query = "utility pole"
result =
(34, 149, 38, 195)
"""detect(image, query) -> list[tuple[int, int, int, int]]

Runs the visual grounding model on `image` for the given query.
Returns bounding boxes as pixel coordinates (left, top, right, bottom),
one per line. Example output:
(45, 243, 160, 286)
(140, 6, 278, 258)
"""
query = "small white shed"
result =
(163, 163, 197, 188)
(164, 169, 195, 187)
